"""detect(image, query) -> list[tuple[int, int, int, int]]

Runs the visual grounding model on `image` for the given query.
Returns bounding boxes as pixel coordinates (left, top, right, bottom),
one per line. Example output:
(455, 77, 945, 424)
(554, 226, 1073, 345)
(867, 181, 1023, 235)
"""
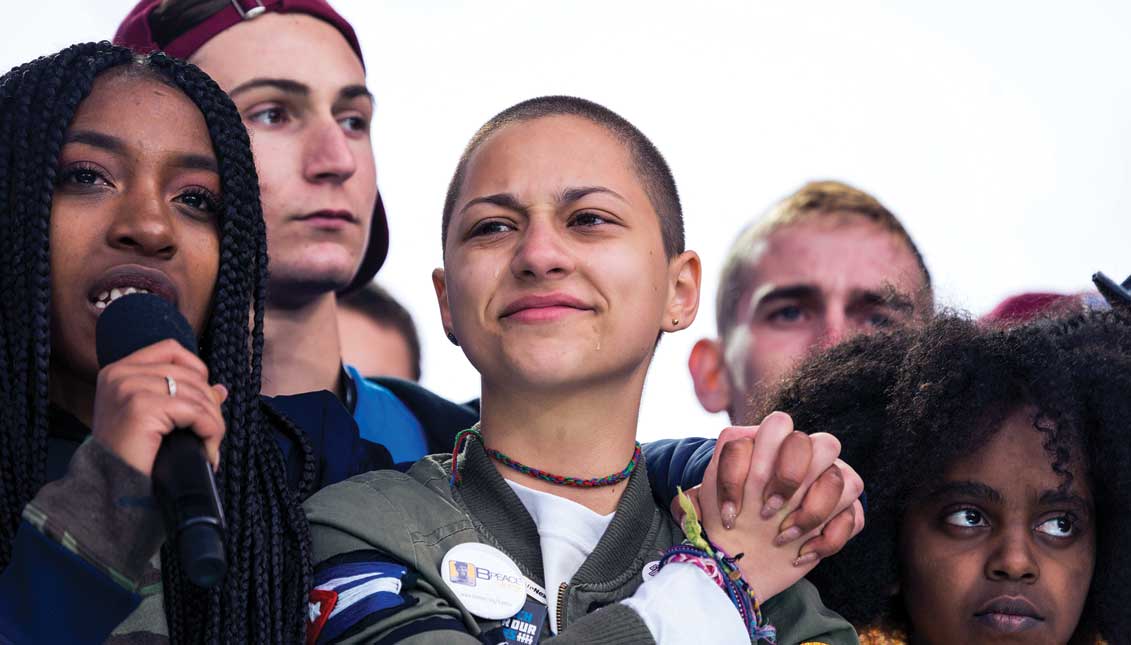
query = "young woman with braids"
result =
(765, 311, 1131, 644)
(0, 42, 343, 643)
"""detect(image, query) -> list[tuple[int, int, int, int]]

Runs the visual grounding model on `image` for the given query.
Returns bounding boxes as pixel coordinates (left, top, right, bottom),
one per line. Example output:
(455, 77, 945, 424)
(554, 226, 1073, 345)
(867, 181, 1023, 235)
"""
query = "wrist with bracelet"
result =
(657, 488, 777, 644)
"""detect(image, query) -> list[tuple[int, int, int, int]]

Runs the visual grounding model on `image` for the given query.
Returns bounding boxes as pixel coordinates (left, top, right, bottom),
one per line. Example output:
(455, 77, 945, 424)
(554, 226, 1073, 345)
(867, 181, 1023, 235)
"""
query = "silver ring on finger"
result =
(165, 375, 177, 398)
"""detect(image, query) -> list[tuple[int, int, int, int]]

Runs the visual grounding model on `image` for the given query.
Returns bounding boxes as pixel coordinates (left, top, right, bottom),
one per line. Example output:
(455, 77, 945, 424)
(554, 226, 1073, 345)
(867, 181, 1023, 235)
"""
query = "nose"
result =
(106, 185, 177, 259)
(303, 118, 357, 184)
(815, 309, 849, 349)
(510, 218, 574, 280)
(985, 529, 1040, 583)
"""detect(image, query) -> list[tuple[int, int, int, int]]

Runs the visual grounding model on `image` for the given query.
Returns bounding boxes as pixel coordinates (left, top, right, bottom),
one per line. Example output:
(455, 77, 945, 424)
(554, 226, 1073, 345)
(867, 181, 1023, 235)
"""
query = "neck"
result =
(261, 291, 344, 398)
(478, 370, 647, 515)
(49, 365, 95, 428)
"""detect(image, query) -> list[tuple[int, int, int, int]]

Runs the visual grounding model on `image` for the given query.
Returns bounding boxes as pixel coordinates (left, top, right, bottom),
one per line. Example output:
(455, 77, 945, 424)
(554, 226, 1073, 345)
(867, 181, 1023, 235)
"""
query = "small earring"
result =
(671, 318, 680, 327)
(446, 331, 459, 346)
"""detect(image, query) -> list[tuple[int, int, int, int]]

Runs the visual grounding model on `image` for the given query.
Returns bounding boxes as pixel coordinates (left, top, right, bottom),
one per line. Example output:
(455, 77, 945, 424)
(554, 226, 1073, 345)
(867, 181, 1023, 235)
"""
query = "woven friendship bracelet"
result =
(664, 488, 777, 643)
(659, 544, 776, 643)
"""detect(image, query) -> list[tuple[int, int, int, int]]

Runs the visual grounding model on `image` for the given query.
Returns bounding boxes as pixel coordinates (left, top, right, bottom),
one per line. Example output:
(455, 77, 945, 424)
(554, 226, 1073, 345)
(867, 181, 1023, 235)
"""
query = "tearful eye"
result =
(1036, 515, 1076, 538)
(570, 211, 609, 227)
(943, 508, 988, 528)
(469, 220, 515, 237)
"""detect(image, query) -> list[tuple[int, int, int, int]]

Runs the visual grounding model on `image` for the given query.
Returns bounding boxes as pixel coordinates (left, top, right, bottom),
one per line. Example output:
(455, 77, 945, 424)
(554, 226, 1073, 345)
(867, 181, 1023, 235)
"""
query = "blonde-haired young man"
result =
(690, 180, 933, 423)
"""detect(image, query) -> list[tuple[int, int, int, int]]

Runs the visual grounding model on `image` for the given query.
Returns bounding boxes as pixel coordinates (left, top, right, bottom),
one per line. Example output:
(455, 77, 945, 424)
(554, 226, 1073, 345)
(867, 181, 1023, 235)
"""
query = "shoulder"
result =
(349, 368, 422, 428)
(259, 391, 395, 489)
(368, 376, 479, 453)
(303, 456, 467, 565)
(764, 578, 859, 645)
(303, 460, 452, 531)
(303, 459, 486, 644)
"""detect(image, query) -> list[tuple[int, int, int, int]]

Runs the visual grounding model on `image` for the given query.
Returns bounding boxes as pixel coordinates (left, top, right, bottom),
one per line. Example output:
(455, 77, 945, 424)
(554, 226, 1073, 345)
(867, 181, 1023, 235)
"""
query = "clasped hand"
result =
(675, 411, 865, 601)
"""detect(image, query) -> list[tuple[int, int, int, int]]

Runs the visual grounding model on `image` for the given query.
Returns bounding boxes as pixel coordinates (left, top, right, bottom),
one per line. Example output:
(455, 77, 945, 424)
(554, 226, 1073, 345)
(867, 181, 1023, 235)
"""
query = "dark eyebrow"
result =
(65, 130, 126, 154)
(339, 84, 373, 103)
(752, 285, 821, 309)
(1038, 489, 1092, 513)
(928, 480, 1003, 504)
(458, 186, 626, 221)
(459, 193, 528, 216)
(848, 287, 916, 314)
(559, 186, 626, 205)
(174, 154, 219, 174)
(66, 129, 217, 174)
(229, 78, 310, 99)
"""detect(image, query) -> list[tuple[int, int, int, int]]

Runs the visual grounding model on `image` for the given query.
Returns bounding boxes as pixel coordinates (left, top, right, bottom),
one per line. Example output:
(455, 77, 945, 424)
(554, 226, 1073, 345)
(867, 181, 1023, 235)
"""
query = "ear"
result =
(688, 338, 733, 414)
(432, 268, 455, 338)
(662, 250, 701, 333)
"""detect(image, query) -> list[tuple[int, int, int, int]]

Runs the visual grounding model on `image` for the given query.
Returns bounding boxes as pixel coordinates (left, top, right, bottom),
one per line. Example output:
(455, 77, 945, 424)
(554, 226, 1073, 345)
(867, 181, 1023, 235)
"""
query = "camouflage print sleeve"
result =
(0, 438, 167, 643)
(23, 437, 165, 592)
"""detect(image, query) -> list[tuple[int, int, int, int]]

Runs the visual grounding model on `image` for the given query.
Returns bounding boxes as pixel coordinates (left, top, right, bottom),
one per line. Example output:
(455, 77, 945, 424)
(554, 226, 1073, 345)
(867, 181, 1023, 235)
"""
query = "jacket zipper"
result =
(556, 582, 568, 632)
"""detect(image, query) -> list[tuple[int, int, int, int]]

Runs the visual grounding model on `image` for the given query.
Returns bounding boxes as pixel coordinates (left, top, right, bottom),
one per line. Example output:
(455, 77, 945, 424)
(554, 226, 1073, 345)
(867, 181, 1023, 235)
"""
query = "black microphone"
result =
(96, 292, 227, 588)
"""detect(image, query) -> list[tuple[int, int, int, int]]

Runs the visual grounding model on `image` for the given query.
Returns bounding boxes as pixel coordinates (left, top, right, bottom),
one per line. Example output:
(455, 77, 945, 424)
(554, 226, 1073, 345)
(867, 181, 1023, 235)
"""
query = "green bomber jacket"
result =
(303, 439, 858, 644)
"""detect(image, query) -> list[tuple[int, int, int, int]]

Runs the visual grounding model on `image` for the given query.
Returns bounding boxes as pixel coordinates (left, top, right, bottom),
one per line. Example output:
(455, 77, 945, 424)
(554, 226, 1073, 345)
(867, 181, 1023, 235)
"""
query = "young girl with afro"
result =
(768, 310, 1131, 644)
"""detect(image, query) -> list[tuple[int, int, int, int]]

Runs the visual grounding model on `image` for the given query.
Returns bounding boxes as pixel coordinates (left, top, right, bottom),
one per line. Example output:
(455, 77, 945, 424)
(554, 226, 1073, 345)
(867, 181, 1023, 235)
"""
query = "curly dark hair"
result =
(0, 42, 316, 643)
(763, 310, 1131, 643)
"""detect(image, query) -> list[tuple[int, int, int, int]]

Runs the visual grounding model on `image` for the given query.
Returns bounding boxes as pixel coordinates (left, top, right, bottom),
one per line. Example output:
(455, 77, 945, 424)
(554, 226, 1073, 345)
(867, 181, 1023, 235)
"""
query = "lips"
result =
(294, 210, 357, 224)
(499, 293, 592, 322)
(87, 265, 179, 315)
(973, 596, 1045, 633)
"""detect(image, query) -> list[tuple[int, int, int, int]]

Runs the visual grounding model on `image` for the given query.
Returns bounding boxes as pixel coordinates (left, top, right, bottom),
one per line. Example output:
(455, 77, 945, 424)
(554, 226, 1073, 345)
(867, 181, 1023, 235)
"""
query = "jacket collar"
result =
(451, 437, 660, 588)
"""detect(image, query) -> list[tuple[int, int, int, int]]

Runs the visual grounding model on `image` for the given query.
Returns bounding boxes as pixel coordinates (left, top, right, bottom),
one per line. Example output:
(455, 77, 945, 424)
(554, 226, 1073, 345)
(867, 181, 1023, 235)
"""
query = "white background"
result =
(6, 1, 1130, 442)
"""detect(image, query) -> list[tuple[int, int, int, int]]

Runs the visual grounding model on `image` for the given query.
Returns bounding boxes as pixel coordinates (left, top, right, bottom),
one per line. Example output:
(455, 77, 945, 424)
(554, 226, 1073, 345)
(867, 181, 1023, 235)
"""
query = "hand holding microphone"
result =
(93, 293, 228, 588)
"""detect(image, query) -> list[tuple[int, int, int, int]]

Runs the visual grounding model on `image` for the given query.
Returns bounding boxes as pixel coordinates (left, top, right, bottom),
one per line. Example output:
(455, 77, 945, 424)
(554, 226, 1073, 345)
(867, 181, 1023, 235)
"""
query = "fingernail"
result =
(774, 526, 803, 546)
(792, 552, 819, 567)
(214, 383, 229, 401)
(721, 502, 737, 530)
(760, 495, 784, 519)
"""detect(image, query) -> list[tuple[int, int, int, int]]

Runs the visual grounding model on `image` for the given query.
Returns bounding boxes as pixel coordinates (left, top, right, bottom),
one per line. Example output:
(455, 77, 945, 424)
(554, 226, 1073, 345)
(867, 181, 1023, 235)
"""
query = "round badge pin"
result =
(641, 559, 661, 582)
(440, 542, 527, 620)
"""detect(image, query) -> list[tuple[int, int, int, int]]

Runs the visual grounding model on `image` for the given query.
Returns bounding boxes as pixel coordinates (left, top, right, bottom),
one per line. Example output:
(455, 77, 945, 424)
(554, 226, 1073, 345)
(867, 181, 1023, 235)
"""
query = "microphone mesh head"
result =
(95, 293, 198, 367)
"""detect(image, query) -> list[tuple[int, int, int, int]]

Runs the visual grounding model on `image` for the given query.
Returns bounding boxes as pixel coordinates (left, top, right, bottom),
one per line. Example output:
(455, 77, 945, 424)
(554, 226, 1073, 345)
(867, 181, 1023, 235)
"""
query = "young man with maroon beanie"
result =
(117, 0, 476, 466)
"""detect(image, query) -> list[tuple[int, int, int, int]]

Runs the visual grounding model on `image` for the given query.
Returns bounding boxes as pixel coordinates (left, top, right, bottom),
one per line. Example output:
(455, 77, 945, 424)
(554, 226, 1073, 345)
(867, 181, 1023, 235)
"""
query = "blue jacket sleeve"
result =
(0, 520, 140, 644)
(641, 437, 716, 508)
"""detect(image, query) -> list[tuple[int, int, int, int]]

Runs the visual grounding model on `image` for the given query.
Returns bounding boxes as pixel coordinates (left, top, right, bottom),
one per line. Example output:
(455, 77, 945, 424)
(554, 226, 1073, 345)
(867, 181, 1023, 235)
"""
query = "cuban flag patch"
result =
(307, 555, 415, 645)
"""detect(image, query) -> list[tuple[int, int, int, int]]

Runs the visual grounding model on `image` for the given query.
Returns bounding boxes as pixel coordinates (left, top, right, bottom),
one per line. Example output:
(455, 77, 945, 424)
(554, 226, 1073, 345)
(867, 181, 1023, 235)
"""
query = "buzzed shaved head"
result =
(442, 95, 684, 259)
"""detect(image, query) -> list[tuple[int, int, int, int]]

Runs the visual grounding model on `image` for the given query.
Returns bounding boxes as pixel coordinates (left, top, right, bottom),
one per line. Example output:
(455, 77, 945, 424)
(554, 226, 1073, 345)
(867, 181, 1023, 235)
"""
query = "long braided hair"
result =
(0, 42, 316, 643)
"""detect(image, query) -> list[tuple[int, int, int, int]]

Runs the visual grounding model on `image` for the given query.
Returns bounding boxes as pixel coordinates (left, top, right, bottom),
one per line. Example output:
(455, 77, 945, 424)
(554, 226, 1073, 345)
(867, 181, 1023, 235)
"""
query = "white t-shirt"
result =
(505, 479, 748, 643)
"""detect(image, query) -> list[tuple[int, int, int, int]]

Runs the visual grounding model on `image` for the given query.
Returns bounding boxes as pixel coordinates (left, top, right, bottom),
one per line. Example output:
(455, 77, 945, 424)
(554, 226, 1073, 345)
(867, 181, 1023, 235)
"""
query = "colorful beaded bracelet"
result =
(661, 488, 777, 644)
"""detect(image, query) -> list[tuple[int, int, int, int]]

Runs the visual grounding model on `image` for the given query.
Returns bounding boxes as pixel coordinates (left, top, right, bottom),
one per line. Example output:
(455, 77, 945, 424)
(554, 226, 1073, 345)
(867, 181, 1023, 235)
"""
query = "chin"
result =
(509, 348, 640, 391)
(270, 259, 357, 292)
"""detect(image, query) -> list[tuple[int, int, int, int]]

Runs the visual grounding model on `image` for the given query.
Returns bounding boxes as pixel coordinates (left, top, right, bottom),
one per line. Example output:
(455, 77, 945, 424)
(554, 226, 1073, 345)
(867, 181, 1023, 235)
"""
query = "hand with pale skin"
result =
(680, 412, 865, 601)
(91, 338, 228, 476)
